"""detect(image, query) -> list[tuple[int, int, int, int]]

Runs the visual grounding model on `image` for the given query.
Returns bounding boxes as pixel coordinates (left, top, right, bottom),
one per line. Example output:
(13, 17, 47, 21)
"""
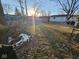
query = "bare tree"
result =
(24, 0, 28, 16)
(47, 11, 51, 16)
(3, 4, 12, 15)
(3, 4, 13, 21)
(40, 10, 47, 16)
(0, 0, 6, 25)
(57, 0, 79, 44)
(17, 0, 26, 30)
(18, 0, 24, 16)
(57, 0, 79, 20)
(32, 4, 40, 17)
(15, 7, 21, 16)
(0, 0, 8, 44)
(47, 11, 51, 22)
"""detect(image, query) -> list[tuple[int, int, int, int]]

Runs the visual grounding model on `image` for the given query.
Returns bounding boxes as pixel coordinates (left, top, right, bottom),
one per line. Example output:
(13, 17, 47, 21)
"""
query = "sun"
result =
(28, 8, 35, 16)
(28, 8, 41, 16)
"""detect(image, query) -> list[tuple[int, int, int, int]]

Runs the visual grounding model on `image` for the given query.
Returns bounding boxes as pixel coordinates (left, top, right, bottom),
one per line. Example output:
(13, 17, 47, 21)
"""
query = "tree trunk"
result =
(25, 0, 28, 16)
(0, 0, 6, 25)
(0, 0, 8, 44)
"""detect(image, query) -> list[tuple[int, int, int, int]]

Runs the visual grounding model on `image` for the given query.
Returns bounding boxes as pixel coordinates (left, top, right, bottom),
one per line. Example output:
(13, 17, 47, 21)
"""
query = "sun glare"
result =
(28, 8, 41, 16)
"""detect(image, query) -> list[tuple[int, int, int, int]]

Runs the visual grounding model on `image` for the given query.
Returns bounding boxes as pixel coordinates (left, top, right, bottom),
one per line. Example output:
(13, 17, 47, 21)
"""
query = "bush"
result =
(66, 21, 75, 25)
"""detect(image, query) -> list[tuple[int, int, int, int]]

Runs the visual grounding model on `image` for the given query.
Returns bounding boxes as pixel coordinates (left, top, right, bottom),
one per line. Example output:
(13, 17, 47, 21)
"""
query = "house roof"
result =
(51, 14, 79, 17)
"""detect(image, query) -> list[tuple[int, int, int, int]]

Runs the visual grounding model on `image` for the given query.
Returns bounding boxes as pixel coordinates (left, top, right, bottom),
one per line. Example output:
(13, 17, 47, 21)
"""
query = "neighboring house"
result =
(49, 15, 78, 23)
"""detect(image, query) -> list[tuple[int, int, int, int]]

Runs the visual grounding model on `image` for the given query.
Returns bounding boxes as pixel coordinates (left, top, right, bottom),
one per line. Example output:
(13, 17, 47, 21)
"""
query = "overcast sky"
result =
(1, 0, 65, 15)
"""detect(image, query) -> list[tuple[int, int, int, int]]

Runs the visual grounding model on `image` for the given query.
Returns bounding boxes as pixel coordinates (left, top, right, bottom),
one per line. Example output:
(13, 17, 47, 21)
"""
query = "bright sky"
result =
(1, 0, 64, 16)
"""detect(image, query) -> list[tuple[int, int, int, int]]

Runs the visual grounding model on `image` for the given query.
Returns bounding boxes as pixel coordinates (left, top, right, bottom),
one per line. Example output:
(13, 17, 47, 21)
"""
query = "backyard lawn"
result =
(15, 22, 79, 59)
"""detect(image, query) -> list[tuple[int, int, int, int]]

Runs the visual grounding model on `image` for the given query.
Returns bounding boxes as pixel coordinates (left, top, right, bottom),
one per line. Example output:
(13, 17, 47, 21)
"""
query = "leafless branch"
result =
(58, 0, 79, 20)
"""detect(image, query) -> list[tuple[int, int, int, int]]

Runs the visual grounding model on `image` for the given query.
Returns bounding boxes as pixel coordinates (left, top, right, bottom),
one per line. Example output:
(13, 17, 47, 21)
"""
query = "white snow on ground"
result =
(15, 33, 30, 46)
(8, 37, 12, 43)
(19, 33, 29, 42)
(8, 33, 30, 47)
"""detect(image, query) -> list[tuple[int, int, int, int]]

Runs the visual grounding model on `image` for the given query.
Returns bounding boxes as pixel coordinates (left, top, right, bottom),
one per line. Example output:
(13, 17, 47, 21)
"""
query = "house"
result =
(49, 15, 78, 23)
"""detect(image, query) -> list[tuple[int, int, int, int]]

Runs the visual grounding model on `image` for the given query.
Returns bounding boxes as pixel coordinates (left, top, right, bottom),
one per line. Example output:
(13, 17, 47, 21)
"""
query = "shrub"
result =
(66, 21, 75, 25)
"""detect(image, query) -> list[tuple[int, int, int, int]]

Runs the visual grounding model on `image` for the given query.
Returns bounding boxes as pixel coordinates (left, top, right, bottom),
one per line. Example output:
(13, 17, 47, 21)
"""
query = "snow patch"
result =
(8, 33, 30, 47)
(15, 33, 30, 46)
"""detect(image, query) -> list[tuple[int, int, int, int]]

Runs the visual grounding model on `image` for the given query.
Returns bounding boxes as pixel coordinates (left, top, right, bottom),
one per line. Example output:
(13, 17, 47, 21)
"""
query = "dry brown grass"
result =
(45, 23, 73, 33)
